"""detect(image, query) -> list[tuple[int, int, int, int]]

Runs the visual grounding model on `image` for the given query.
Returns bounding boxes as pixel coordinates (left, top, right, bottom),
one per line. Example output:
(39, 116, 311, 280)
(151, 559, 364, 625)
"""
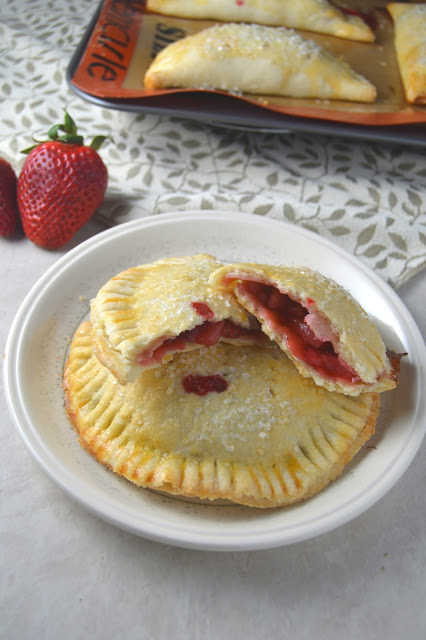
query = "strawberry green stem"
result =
(21, 110, 109, 154)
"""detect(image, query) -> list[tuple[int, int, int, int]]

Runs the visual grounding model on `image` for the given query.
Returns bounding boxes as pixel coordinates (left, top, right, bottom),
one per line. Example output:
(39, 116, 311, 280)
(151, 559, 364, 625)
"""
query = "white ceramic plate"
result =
(4, 211, 426, 551)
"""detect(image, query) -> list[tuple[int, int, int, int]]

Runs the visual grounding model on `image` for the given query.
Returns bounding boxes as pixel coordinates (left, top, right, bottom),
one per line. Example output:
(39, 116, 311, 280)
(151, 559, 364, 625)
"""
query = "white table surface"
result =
(1, 217, 425, 640)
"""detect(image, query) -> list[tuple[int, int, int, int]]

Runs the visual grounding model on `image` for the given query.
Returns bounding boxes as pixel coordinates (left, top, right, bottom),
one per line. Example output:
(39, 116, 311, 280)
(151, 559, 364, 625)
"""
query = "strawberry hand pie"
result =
(146, 0, 375, 42)
(90, 254, 268, 385)
(143, 23, 376, 103)
(210, 263, 403, 396)
(64, 321, 380, 508)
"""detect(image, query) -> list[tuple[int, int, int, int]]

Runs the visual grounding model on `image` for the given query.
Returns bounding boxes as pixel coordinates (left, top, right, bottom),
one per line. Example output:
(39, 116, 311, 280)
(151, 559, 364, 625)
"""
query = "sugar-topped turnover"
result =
(387, 3, 426, 104)
(146, 0, 375, 42)
(143, 23, 376, 102)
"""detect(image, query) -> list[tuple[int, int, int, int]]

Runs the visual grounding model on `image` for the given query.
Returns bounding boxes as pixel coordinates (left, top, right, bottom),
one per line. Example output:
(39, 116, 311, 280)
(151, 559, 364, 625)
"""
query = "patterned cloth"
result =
(1, 0, 425, 289)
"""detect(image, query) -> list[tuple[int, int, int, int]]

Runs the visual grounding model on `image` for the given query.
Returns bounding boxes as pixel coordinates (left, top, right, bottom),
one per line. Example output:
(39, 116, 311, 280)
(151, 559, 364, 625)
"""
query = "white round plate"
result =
(4, 211, 426, 551)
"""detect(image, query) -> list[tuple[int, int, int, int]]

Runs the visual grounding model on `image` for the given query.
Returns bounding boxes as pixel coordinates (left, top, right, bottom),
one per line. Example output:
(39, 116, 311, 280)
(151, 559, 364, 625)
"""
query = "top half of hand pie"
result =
(210, 263, 403, 396)
(146, 0, 375, 42)
(90, 254, 269, 385)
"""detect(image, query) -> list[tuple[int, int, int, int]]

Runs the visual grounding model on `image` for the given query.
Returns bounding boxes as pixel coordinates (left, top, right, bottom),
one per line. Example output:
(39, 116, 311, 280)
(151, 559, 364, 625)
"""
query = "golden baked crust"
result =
(64, 321, 380, 508)
(387, 3, 426, 104)
(210, 263, 398, 396)
(143, 23, 376, 103)
(90, 254, 262, 385)
(147, 0, 375, 42)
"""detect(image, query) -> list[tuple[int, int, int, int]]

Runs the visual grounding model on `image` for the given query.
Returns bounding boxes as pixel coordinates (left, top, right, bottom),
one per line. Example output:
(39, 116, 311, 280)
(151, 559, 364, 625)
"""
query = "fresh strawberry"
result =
(0, 158, 18, 237)
(17, 111, 108, 249)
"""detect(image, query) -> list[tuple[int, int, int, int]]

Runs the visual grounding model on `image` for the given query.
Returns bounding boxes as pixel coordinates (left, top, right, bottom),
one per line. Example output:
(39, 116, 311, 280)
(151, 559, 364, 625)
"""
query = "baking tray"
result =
(67, 0, 426, 147)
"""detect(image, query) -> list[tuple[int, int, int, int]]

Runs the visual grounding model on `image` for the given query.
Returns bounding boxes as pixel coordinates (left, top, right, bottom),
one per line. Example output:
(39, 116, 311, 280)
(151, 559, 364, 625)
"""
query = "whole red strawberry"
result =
(0, 158, 18, 237)
(18, 112, 108, 249)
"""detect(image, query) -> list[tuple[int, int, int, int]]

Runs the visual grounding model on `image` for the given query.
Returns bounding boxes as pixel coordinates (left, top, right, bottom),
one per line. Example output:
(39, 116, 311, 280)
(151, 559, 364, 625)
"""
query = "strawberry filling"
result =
(137, 318, 266, 366)
(182, 373, 228, 396)
(236, 280, 360, 385)
(191, 301, 214, 320)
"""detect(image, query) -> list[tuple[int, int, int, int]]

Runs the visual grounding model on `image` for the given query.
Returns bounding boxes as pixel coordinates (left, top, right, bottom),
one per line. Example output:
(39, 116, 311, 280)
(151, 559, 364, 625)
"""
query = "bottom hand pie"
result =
(143, 23, 376, 103)
(64, 321, 380, 508)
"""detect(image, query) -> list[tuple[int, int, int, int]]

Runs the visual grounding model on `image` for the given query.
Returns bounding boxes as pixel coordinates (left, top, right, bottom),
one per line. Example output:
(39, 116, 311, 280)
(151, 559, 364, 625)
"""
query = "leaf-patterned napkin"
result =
(1, 0, 425, 289)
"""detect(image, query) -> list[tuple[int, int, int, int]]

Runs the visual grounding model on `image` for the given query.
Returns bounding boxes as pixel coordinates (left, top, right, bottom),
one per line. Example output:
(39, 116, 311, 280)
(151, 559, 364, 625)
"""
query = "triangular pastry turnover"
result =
(146, 0, 375, 42)
(90, 254, 268, 385)
(210, 263, 402, 395)
(143, 23, 376, 102)
(387, 3, 426, 104)
(64, 321, 380, 508)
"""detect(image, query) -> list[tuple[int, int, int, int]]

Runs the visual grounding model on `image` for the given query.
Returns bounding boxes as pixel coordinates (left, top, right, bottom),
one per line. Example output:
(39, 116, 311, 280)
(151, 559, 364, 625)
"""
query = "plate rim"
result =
(4, 210, 426, 551)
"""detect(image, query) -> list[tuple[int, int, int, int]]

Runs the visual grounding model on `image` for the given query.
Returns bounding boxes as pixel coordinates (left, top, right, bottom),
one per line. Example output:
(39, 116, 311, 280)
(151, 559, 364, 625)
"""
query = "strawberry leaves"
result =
(21, 110, 109, 153)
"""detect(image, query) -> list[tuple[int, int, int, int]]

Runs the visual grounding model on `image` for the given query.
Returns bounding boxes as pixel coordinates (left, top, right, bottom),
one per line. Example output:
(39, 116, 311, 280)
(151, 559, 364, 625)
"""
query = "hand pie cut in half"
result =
(146, 0, 375, 42)
(64, 321, 380, 508)
(90, 254, 268, 385)
(387, 3, 426, 104)
(143, 23, 377, 103)
(210, 263, 402, 396)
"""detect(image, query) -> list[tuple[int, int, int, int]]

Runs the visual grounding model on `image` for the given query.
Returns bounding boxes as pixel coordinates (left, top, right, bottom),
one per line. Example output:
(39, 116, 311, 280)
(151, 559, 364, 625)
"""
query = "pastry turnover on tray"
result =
(143, 23, 377, 102)
(64, 321, 380, 508)
(90, 254, 268, 385)
(146, 0, 375, 42)
(387, 3, 426, 104)
(210, 263, 401, 396)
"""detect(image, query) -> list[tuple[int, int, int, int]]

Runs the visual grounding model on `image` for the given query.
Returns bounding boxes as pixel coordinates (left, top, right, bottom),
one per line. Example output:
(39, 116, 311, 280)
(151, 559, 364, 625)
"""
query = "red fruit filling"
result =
(182, 373, 228, 396)
(137, 317, 266, 367)
(236, 280, 361, 385)
(191, 301, 214, 320)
